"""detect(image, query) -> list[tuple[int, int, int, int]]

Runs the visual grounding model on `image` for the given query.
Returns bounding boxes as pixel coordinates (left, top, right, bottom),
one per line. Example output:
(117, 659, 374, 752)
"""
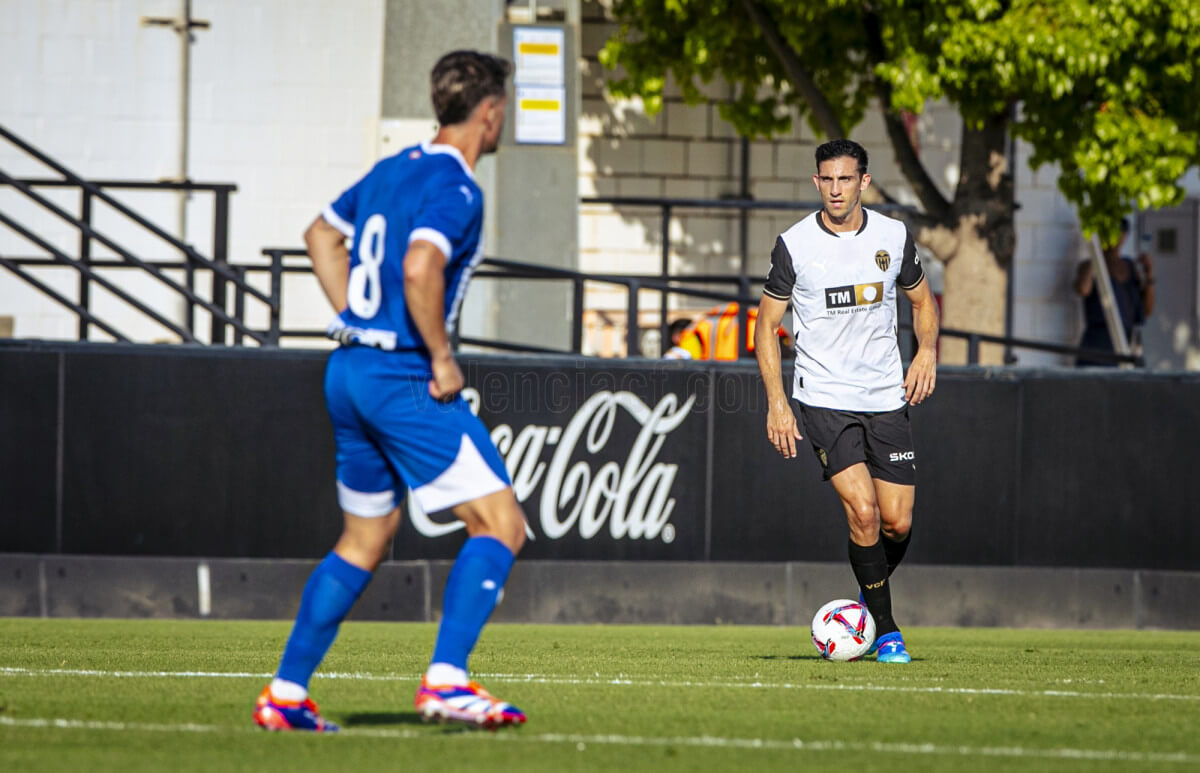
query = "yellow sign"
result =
(520, 99, 561, 111)
(518, 42, 559, 56)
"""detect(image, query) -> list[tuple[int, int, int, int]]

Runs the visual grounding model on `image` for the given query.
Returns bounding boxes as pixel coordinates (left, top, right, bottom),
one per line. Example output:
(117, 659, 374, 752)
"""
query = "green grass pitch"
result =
(1, 618, 1198, 772)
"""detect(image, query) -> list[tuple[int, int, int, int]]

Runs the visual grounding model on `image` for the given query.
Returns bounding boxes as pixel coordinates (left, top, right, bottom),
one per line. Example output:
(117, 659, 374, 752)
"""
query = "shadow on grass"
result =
(341, 712, 441, 728)
(752, 653, 924, 664)
(753, 653, 824, 661)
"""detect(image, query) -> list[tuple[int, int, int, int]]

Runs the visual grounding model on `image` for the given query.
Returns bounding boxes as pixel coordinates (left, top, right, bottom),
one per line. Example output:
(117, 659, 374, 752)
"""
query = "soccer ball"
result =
(811, 599, 876, 661)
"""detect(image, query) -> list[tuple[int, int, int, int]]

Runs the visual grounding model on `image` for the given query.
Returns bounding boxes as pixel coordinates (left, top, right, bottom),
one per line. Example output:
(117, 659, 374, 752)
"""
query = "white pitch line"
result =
(0, 716, 1196, 765)
(2, 666, 1199, 703)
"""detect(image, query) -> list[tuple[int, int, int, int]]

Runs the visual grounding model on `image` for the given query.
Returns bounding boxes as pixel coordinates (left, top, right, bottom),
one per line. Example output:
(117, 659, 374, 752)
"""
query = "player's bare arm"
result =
(903, 276, 939, 405)
(304, 216, 351, 312)
(754, 294, 802, 458)
(403, 239, 462, 399)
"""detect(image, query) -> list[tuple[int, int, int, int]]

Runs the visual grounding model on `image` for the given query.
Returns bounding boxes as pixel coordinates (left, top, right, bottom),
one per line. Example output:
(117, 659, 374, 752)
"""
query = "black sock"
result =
(848, 538, 897, 636)
(882, 529, 911, 577)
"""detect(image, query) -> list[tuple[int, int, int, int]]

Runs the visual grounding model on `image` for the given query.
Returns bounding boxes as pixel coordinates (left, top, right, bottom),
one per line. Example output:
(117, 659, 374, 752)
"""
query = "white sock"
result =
(270, 678, 308, 702)
(424, 663, 469, 687)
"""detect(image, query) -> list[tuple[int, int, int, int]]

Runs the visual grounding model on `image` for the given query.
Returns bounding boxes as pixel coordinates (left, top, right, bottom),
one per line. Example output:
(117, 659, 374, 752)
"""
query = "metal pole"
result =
(233, 267, 245, 346)
(738, 136, 751, 358)
(660, 204, 671, 353)
(178, 0, 191, 244)
(267, 250, 283, 346)
(571, 276, 584, 353)
(212, 187, 230, 344)
(626, 279, 641, 357)
(77, 190, 92, 340)
(1003, 110, 1016, 365)
(738, 136, 750, 285)
(141, 5, 209, 336)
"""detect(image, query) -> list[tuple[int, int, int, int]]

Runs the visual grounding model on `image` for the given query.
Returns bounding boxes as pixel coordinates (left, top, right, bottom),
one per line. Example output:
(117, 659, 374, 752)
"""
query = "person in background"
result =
(663, 318, 695, 359)
(1073, 218, 1155, 366)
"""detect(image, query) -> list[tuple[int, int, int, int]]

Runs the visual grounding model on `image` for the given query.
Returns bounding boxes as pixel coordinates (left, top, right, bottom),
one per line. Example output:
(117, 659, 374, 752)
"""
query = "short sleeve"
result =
(323, 178, 362, 238)
(763, 236, 796, 300)
(898, 229, 925, 290)
(409, 178, 483, 261)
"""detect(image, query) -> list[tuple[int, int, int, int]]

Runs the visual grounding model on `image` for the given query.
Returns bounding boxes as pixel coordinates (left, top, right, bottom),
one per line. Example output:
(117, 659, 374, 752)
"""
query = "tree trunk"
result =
(929, 113, 1015, 366)
(938, 218, 1008, 365)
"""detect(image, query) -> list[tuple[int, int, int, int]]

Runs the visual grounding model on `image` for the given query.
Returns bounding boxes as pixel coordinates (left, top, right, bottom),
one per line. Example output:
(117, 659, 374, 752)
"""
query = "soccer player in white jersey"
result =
(754, 139, 939, 664)
(252, 51, 527, 731)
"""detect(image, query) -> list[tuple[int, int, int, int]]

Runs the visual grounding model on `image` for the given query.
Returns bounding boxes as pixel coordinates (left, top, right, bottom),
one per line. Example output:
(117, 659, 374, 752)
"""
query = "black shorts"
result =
(797, 402, 916, 485)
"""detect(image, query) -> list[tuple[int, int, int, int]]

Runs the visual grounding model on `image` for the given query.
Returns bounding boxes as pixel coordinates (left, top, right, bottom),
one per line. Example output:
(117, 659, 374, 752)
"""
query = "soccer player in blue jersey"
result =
(253, 50, 527, 732)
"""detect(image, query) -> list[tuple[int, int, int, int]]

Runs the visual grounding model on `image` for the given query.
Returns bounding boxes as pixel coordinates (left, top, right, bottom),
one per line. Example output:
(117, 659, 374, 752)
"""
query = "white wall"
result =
(1009, 145, 1085, 367)
(0, 0, 384, 342)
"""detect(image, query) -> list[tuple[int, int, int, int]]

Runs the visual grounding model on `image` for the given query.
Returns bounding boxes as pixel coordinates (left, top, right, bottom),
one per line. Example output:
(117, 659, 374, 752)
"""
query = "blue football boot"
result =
(874, 631, 912, 664)
(253, 686, 339, 732)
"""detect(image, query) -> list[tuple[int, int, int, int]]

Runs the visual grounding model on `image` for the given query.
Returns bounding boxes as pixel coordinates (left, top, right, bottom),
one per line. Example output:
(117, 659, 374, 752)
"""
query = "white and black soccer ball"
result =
(811, 599, 876, 661)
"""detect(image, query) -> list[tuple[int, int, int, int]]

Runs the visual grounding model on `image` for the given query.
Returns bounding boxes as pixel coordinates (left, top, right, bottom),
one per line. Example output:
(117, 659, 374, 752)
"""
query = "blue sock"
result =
(276, 552, 372, 688)
(431, 536, 515, 670)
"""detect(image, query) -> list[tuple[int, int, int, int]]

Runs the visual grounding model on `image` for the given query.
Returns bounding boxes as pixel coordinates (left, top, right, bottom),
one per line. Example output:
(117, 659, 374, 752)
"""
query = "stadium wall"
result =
(2, 340, 1198, 628)
(2, 553, 1197, 630)
(2, 340, 1197, 569)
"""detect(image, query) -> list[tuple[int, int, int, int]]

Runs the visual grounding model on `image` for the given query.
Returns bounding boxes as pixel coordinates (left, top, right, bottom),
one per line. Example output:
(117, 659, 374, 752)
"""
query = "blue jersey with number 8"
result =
(321, 141, 484, 375)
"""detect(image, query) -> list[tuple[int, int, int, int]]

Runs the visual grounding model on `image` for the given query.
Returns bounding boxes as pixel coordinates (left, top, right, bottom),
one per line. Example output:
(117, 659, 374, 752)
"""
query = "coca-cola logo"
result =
(408, 389, 696, 543)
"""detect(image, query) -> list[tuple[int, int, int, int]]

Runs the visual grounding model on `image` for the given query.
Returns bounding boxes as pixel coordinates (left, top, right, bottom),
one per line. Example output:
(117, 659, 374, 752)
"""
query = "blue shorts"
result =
(324, 346, 511, 517)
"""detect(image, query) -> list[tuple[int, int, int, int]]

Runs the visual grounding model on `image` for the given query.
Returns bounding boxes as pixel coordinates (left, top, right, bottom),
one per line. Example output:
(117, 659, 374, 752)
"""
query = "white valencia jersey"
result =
(763, 207, 924, 412)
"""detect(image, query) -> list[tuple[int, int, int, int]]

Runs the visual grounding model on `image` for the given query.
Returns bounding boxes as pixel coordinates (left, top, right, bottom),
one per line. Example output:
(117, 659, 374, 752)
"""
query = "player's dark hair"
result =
(815, 139, 869, 176)
(431, 50, 512, 126)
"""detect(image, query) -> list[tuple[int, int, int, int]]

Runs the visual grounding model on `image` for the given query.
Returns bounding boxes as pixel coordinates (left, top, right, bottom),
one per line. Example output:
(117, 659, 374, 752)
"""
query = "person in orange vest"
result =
(662, 318, 695, 359)
(676, 303, 784, 361)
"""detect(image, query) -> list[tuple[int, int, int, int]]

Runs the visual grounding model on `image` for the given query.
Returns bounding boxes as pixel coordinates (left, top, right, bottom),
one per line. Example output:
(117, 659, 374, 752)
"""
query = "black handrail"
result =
(259, 247, 1137, 365)
(0, 170, 265, 344)
(580, 195, 912, 212)
(0, 126, 268, 304)
(0, 122, 286, 344)
(0, 212, 197, 342)
(581, 194, 919, 358)
(0, 255, 128, 342)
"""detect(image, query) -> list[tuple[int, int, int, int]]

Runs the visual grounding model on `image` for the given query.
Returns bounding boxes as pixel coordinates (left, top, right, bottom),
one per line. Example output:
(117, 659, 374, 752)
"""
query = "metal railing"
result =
(256, 247, 1139, 366)
(579, 194, 920, 359)
(0, 123, 275, 344)
(578, 195, 1141, 366)
(475, 258, 1141, 366)
(0, 122, 1138, 367)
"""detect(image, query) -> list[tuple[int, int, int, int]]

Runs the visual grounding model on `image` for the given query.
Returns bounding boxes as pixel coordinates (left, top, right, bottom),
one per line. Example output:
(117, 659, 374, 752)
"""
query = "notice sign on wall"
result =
(513, 27, 565, 145)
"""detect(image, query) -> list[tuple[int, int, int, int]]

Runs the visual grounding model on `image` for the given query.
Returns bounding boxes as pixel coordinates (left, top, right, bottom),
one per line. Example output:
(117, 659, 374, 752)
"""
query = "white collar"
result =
(420, 140, 474, 181)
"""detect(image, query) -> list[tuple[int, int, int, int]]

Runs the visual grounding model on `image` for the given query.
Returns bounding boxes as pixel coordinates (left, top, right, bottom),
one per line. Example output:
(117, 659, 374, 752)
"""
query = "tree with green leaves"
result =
(600, 0, 1200, 363)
